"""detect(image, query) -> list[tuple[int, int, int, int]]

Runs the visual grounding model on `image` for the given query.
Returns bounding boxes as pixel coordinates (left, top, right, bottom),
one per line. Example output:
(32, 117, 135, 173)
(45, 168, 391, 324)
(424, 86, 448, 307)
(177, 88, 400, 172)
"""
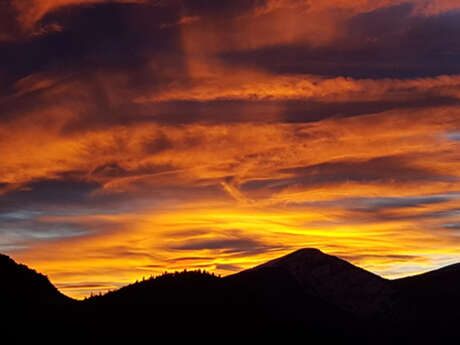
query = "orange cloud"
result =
(135, 69, 460, 103)
(413, 0, 460, 16)
(3, 100, 460, 298)
(10, 0, 460, 43)
(3, 0, 460, 299)
(12, 0, 147, 31)
(1, 101, 459, 187)
(177, 0, 460, 56)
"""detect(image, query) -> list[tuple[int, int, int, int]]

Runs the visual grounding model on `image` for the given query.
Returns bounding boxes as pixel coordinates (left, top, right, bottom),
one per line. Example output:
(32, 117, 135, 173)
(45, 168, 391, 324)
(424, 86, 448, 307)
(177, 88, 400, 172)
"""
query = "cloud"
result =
(275, 155, 452, 185)
(219, 4, 460, 79)
(10, 0, 460, 41)
(170, 235, 283, 256)
(2, 0, 460, 299)
(257, 0, 460, 17)
(0, 102, 459, 200)
(12, 0, 147, 32)
(447, 132, 460, 142)
(0, 214, 89, 250)
(214, 263, 241, 272)
(135, 72, 460, 103)
(443, 223, 460, 230)
(357, 195, 454, 210)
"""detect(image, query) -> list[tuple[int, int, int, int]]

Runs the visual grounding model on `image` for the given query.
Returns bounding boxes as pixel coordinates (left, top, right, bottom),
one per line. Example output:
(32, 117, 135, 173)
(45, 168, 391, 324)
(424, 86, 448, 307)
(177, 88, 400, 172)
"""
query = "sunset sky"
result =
(1, 0, 460, 299)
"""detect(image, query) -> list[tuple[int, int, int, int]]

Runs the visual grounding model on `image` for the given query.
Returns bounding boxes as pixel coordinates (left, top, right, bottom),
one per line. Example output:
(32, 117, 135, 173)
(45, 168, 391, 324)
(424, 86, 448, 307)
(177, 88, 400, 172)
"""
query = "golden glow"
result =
(15, 201, 460, 299)
(4, 105, 460, 298)
(2, 0, 460, 300)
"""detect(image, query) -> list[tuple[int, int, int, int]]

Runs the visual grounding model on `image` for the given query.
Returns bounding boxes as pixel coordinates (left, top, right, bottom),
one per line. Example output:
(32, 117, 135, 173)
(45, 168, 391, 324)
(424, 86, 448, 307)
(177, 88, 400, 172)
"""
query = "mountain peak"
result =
(252, 248, 392, 316)
(286, 247, 325, 256)
(256, 247, 348, 270)
(267, 247, 325, 260)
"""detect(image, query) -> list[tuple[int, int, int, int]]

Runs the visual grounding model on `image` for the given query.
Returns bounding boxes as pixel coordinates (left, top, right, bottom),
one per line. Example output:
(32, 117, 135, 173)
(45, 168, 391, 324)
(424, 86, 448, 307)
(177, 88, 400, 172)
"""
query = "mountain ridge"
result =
(3, 249, 460, 340)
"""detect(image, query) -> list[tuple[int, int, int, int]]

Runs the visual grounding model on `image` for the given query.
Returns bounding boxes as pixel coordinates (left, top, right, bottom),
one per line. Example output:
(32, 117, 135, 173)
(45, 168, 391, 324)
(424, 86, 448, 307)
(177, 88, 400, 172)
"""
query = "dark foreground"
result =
(2, 249, 460, 341)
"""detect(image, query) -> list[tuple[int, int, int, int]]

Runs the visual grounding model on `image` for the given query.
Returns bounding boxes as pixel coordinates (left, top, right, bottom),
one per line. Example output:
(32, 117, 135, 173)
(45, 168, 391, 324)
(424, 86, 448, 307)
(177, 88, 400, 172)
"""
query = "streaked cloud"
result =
(1, 0, 460, 299)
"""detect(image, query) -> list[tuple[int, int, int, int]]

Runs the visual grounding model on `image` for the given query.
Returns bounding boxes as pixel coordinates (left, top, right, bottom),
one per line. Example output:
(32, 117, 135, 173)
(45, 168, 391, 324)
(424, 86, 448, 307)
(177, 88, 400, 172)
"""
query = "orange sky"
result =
(1, 0, 460, 299)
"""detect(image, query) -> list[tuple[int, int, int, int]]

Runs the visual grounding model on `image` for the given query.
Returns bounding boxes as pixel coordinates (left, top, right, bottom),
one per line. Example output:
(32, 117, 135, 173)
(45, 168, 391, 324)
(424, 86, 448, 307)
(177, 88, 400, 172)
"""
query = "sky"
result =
(1, 0, 460, 299)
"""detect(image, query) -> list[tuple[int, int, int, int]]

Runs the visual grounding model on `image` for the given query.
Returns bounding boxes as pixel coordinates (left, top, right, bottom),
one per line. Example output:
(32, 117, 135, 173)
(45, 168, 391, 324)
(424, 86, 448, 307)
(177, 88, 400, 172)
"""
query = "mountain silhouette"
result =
(2, 249, 460, 341)
(391, 262, 460, 336)
(246, 248, 393, 317)
(0, 253, 73, 338)
(0, 253, 70, 306)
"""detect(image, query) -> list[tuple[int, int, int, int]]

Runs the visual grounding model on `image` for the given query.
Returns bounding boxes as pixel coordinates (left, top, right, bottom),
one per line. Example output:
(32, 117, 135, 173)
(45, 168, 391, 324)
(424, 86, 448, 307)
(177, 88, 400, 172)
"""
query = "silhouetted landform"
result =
(0, 253, 70, 306)
(2, 249, 460, 341)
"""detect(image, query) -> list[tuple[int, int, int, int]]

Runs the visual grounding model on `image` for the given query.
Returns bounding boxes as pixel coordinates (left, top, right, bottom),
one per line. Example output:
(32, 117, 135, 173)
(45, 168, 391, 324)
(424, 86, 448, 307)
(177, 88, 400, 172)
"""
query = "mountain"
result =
(244, 248, 394, 317)
(0, 254, 73, 338)
(2, 249, 460, 340)
(0, 253, 71, 306)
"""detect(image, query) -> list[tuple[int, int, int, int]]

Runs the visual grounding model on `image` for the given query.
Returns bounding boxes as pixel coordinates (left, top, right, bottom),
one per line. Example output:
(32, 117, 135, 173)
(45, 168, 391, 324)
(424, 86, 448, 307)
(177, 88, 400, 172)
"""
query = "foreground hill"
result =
(2, 249, 460, 340)
(0, 253, 71, 306)
(392, 263, 460, 332)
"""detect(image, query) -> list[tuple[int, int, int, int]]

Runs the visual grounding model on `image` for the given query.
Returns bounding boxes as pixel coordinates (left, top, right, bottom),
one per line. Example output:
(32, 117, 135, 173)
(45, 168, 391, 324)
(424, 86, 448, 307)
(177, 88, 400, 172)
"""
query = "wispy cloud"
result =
(1, 0, 460, 299)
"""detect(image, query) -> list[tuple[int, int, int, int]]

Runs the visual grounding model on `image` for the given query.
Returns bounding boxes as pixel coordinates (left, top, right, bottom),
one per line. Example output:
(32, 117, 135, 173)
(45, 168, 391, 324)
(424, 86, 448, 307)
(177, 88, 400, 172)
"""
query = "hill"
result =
(2, 249, 460, 340)
(0, 253, 71, 306)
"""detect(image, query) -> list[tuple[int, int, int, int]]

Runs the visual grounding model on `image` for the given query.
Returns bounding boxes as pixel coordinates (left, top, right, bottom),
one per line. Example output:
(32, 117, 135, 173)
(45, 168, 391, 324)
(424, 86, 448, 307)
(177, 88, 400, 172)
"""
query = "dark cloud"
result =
(242, 155, 453, 192)
(0, 179, 99, 210)
(443, 223, 460, 230)
(339, 253, 425, 262)
(380, 208, 460, 223)
(345, 195, 455, 212)
(167, 256, 213, 262)
(447, 132, 460, 142)
(90, 162, 177, 180)
(166, 229, 212, 239)
(170, 233, 286, 256)
(0, 215, 88, 251)
(141, 264, 164, 268)
(0, 2, 22, 42)
(283, 156, 450, 183)
(171, 238, 262, 252)
(136, 98, 460, 125)
(3, 2, 460, 133)
(0, 178, 151, 220)
(0, 0, 265, 97)
(348, 3, 414, 39)
(143, 132, 174, 154)
(329, 198, 460, 225)
(299, 196, 460, 226)
(56, 283, 112, 289)
(219, 4, 460, 78)
(1, 84, 285, 131)
(125, 101, 285, 125)
(281, 98, 460, 123)
(91, 162, 127, 179)
(357, 196, 452, 210)
(215, 263, 242, 272)
(0, 2, 184, 93)
(181, 0, 259, 18)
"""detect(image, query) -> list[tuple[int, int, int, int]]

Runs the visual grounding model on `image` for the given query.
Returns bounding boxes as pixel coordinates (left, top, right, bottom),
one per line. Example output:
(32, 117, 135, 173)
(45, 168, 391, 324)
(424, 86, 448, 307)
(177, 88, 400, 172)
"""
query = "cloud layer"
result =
(0, 0, 460, 298)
